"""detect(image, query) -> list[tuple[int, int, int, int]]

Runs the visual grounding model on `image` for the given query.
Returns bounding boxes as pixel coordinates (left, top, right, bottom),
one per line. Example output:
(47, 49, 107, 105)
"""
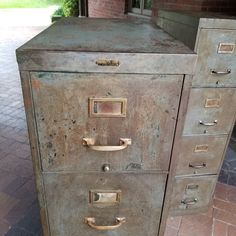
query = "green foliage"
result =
(53, 7, 65, 16)
(63, 0, 79, 17)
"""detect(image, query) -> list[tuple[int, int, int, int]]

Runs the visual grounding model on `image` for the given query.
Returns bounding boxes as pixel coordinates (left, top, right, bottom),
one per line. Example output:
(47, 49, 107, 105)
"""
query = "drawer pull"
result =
(199, 120, 217, 126)
(96, 59, 120, 66)
(181, 198, 198, 205)
(83, 138, 131, 151)
(189, 163, 206, 169)
(211, 69, 231, 75)
(84, 217, 126, 230)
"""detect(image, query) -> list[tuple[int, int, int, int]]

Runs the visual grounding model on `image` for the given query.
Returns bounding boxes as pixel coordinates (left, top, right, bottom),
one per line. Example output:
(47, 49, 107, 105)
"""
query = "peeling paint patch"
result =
(126, 163, 142, 170)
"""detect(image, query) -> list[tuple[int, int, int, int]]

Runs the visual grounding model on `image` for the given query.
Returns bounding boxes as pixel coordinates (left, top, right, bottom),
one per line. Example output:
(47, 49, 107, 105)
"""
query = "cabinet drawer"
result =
(176, 135, 228, 176)
(30, 72, 183, 172)
(193, 29, 236, 87)
(43, 172, 166, 236)
(170, 175, 217, 216)
(183, 88, 236, 135)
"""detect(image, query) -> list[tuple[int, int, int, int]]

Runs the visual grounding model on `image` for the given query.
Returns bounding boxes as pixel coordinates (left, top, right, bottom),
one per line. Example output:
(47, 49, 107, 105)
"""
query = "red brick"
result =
(203, 203, 213, 218)
(228, 225, 236, 236)
(213, 198, 236, 216)
(214, 183, 229, 201)
(164, 226, 178, 236)
(0, 192, 19, 219)
(213, 208, 236, 226)
(0, 220, 11, 235)
(212, 219, 227, 236)
(166, 216, 182, 229)
(152, 0, 236, 16)
(179, 213, 213, 236)
(227, 185, 236, 204)
(88, 0, 126, 18)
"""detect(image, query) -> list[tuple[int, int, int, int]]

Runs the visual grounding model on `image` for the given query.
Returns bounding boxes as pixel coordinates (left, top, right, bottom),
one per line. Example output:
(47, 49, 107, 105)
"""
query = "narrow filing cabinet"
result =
(157, 10, 236, 234)
(16, 18, 196, 236)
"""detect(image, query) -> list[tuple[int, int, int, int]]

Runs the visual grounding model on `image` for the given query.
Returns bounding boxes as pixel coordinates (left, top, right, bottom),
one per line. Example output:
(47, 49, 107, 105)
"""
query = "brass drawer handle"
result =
(211, 69, 231, 75)
(181, 198, 198, 205)
(84, 217, 126, 230)
(199, 120, 217, 126)
(189, 163, 206, 169)
(96, 59, 120, 66)
(83, 138, 131, 152)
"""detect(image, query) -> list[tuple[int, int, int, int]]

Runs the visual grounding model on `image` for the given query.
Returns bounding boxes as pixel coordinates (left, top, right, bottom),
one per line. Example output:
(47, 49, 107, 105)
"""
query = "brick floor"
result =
(219, 129, 236, 187)
(0, 9, 236, 236)
(0, 9, 50, 236)
(165, 183, 236, 236)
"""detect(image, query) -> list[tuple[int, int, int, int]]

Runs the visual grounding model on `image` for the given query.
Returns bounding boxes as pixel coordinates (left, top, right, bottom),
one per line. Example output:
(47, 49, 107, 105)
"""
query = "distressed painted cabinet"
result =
(157, 10, 236, 234)
(16, 18, 197, 235)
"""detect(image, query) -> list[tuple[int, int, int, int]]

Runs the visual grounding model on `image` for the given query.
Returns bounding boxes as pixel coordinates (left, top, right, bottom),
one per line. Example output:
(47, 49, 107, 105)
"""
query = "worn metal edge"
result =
(158, 75, 192, 236)
(20, 71, 51, 236)
(16, 51, 197, 75)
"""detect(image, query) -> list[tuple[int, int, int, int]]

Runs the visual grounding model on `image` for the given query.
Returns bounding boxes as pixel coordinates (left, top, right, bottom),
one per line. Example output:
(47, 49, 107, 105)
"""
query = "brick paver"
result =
(165, 183, 236, 236)
(0, 8, 51, 235)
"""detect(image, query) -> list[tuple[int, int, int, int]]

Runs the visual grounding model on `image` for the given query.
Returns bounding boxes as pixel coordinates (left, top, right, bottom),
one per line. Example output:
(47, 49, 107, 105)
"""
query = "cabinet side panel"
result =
(20, 71, 50, 236)
(158, 75, 192, 236)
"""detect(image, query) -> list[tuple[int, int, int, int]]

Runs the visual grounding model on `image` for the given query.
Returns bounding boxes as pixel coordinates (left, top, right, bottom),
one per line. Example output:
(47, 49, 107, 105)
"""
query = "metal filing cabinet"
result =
(157, 10, 236, 230)
(16, 18, 196, 236)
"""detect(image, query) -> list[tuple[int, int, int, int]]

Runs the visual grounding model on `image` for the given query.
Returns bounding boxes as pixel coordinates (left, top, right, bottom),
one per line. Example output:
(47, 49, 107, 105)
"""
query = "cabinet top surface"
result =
(18, 17, 194, 54)
(158, 10, 236, 29)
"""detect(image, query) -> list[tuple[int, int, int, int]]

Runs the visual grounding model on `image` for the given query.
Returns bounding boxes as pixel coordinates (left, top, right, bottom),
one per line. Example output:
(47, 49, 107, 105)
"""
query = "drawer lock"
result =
(84, 217, 126, 230)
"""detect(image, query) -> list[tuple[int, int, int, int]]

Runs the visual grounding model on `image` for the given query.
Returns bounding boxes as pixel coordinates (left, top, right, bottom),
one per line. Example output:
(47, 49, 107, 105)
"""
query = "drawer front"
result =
(17, 51, 197, 75)
(170, 175, 217, 215)
(183, 88, 236, 135)
(30, 72, 183, 172)
(193, 29, 236, 87)
(43, 173, 166, 236)
(176, 135, 228, 176)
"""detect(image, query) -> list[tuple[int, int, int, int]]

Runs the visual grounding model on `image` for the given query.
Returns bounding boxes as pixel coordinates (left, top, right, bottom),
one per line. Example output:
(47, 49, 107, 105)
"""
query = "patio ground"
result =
(0, 8, 235, 236)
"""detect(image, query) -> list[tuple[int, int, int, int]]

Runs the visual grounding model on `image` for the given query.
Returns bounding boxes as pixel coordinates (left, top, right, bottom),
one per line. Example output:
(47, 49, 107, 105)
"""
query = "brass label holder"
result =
(96, 59, 120, 66)
(194, 144, 209, 153)
(205, 98, 220, 108)
(89, 190, 121, 206)
(218, 43, 235, 54)
(89, 98, 127, 118)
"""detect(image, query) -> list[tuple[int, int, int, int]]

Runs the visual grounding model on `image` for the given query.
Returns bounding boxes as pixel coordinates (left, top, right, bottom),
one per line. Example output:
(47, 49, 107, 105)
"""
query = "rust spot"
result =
(31, 79, 41, 89)
(48, 156, 54, 165)
(126, 163, 142, 170)
(47, 142, 53, 148)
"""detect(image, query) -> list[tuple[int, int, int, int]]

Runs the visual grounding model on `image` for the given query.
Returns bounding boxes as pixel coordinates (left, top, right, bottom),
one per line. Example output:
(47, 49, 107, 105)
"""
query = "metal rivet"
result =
(102, 164, 110, 172)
